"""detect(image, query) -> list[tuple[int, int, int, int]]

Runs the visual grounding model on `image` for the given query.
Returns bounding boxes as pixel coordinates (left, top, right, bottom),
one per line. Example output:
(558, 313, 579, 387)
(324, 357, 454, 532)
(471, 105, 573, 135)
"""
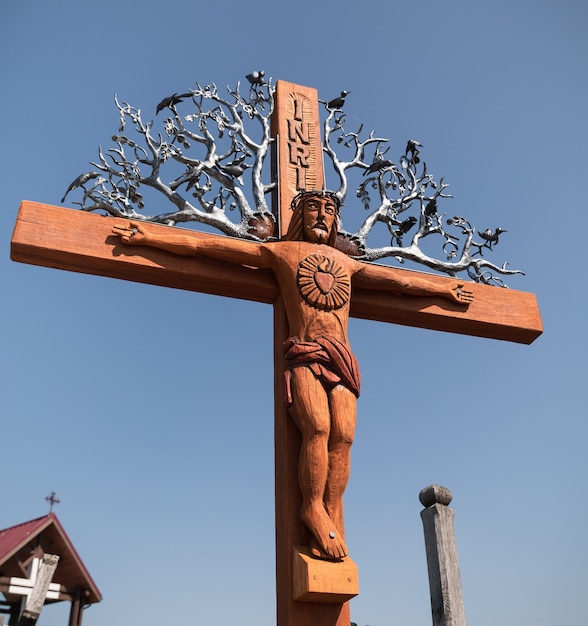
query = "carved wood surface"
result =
(293, 546, 359, 603)
(273, 300, 352, 626)
(271, 81, 325, 235)
(11, 201, 543, 344)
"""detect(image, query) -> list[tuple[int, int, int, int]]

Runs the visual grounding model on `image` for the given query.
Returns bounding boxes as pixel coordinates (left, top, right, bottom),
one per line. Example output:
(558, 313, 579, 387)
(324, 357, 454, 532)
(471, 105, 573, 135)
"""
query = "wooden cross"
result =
(8, 555, 61, 626)
(10, 80, 542, 626)
(7, 557, 61, 604)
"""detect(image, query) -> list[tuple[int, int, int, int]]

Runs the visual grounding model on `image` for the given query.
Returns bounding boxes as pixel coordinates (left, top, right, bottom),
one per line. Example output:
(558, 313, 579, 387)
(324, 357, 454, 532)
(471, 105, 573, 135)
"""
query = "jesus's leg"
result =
(324, 385, 356, 534)
(289, 366, 348, 559)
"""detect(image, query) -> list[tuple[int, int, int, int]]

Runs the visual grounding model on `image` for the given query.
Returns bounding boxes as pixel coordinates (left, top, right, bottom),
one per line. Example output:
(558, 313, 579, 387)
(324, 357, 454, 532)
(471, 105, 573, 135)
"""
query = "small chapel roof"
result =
(0, 513, 102, 605)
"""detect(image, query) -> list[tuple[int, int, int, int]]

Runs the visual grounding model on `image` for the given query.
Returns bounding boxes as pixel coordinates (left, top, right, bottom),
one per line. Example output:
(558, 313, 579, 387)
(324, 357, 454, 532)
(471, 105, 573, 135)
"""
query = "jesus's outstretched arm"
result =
(352, 260, 474, 305)
(112, 221, 272, 268)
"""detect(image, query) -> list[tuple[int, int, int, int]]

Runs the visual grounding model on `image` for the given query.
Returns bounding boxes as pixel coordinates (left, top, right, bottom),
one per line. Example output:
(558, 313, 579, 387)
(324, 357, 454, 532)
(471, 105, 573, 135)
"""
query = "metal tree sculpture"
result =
(63, 79, 277, 241)
(322, 108, 520, 285)
(62, 74, 523, 286)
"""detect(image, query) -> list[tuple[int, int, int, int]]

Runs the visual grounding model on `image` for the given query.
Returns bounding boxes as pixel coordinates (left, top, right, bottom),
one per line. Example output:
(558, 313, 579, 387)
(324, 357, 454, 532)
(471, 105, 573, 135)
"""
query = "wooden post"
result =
(419, 485, 467, 626)
(67, 588, 85, 626)
(17, 554, 60, 626)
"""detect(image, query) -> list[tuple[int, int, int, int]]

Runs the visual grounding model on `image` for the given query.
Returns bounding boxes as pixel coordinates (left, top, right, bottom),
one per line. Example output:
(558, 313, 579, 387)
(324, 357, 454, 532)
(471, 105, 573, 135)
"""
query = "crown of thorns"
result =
(290, 190, 341, 212)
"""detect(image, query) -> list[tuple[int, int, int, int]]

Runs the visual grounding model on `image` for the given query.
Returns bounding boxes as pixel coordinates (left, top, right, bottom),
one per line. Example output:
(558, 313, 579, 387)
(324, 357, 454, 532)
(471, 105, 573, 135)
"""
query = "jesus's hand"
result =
(450, 282, 474, 305)
(112, 221, 147, 245)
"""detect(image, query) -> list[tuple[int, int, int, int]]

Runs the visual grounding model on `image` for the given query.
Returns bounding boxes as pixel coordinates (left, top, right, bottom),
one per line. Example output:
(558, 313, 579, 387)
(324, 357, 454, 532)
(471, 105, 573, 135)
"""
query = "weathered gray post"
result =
(419, 485, 467, 626)
(17, 554, 60, 626)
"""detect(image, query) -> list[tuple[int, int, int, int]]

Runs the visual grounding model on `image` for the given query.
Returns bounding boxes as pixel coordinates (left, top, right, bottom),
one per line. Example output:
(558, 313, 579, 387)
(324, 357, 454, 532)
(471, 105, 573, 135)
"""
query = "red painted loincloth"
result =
(282, 336, 361, 406)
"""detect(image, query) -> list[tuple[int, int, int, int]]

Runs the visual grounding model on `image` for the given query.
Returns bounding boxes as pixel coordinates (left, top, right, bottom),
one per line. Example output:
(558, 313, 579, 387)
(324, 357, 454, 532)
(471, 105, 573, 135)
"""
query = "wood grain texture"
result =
(293, 546, 358, 603)
(421, 503, 467, 626)
(11, 201, 278, 304)
(271, 81, 324, 234)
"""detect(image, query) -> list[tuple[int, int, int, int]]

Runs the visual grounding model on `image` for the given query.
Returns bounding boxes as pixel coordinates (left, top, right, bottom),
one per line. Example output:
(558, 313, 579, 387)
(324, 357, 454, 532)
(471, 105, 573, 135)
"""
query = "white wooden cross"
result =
(9, 555, 60, 625)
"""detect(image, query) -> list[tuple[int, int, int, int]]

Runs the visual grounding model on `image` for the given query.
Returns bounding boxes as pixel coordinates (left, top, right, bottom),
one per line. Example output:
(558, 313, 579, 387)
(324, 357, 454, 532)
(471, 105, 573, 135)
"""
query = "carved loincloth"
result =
(282, 336, 361, 406)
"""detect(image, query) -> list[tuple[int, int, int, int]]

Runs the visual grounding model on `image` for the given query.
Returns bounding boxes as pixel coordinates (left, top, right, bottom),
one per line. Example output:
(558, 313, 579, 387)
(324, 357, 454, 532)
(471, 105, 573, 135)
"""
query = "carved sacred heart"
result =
(297, 254, 351, 311)
(314, 266, 335, 294)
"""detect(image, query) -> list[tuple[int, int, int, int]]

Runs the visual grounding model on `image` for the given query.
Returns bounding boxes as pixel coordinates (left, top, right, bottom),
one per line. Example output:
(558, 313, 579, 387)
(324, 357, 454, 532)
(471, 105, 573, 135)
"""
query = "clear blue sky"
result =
(1, 1, 586, 625)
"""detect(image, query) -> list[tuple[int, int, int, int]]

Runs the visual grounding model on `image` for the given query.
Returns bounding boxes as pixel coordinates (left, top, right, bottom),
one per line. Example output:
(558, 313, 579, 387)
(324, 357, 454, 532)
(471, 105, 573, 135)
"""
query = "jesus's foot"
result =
(301, 503, 348, 560)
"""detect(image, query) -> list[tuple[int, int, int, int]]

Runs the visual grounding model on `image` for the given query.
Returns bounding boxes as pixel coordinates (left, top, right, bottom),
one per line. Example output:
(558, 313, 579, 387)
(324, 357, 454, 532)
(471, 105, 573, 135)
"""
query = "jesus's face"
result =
(302, 196, 338, 245)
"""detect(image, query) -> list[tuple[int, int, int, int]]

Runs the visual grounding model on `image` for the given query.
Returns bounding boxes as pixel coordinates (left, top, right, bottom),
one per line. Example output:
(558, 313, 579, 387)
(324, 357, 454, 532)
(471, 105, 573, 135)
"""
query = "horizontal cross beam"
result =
(11, 201, 542, 344)
(0, 580, 76, 604)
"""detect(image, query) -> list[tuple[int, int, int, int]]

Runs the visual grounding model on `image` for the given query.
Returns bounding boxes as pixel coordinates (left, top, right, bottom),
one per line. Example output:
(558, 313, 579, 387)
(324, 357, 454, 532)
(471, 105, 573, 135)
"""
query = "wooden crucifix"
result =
(11, 80, 542, 626)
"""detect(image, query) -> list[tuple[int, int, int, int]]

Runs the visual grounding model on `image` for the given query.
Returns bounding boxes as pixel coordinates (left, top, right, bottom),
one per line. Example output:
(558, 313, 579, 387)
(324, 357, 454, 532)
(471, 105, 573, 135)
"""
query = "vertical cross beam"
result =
(271, 81, 352, 626)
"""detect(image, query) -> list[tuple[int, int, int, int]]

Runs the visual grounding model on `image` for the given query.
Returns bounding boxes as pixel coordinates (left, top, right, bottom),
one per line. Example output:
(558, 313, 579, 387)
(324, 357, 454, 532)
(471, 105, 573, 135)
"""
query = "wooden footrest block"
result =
(293, 546, 359, 603)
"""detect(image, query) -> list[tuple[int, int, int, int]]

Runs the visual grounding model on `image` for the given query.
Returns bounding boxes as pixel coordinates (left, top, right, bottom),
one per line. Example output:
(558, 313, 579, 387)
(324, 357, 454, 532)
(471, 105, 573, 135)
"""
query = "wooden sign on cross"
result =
(7, 555, 60, 626)
(10, 80, 542, 626)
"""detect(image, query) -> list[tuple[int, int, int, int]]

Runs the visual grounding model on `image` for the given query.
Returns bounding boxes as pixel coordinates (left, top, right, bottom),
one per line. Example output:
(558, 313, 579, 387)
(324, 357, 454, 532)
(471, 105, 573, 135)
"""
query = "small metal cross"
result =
(45, 491, 60, 513)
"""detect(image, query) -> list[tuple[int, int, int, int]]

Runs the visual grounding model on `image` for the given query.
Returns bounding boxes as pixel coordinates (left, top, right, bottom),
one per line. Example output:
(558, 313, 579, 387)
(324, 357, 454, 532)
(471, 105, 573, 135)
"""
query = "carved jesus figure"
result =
(113, 190, 473, 560)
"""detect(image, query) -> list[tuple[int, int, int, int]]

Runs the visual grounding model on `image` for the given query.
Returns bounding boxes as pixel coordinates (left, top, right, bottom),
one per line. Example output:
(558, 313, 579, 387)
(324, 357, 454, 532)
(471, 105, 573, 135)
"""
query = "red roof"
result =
(0, 513, 101, 605)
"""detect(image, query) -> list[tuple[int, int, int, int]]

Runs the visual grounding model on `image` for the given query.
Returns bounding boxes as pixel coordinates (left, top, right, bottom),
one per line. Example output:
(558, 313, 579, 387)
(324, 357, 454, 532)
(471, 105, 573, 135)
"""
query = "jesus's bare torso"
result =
(266, 241, 355, 344)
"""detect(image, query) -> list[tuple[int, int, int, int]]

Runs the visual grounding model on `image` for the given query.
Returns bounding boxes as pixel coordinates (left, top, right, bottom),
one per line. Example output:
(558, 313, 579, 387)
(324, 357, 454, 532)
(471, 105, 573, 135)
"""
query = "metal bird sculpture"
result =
(423, 197, 438, 217)
(168, 164, 204, 192)
(478, 228, 507, 249)
(61, 171, 101, 203)
(326, 90, 350, 110)
(219, 159, 251, 185)
(363, 158, 396, 176)
(391, 216, 418, 245)
(155, 92, 191, 115)
(246, 70, 265, 85)
(405, 139, 422, 163)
